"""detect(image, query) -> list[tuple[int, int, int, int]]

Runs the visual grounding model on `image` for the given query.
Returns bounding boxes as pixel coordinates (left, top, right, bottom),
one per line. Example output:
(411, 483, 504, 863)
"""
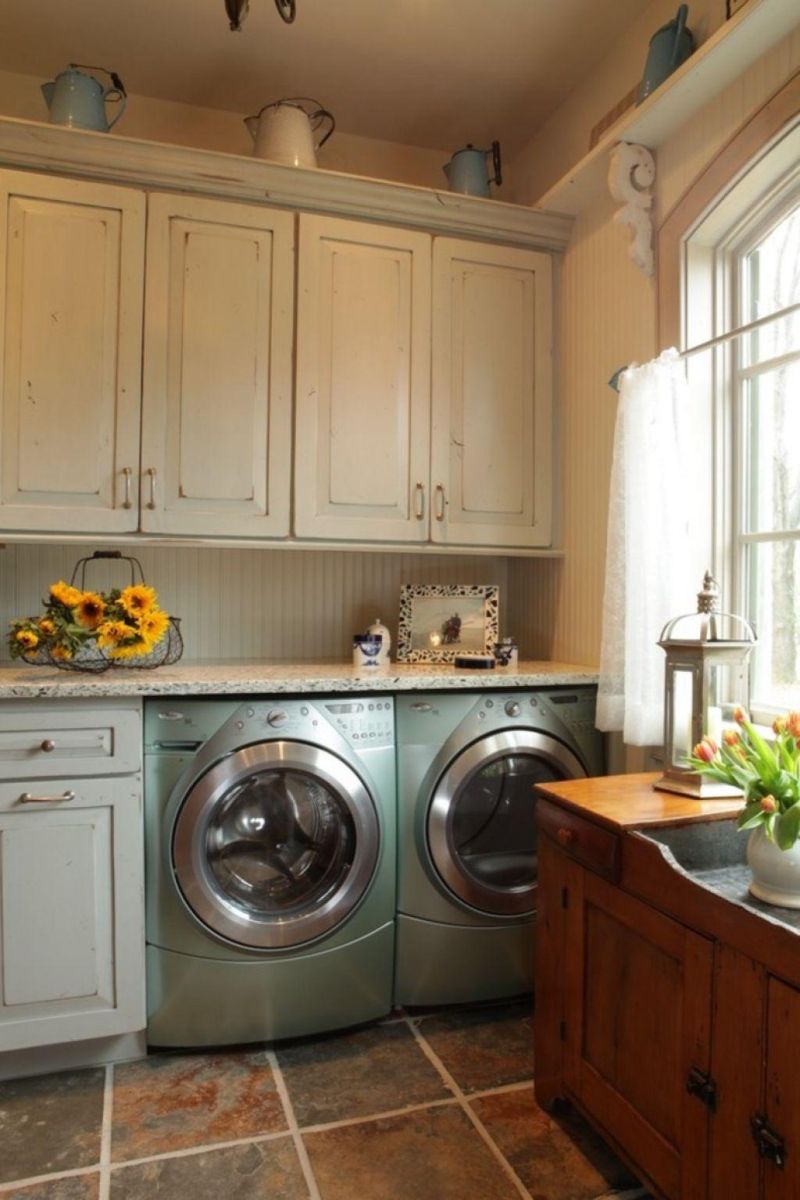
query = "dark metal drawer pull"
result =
(686, 1066, 717, 1111)
(751, 1113, 786, 1168)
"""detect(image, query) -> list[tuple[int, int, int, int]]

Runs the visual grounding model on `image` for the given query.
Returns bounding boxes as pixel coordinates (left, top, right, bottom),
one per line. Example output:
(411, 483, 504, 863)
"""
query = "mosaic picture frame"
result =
(396, 584, 499, 664)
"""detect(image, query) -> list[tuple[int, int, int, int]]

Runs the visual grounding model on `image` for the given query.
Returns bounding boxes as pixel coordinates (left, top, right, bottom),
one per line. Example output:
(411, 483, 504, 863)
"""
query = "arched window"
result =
(659, 77, 800, 720)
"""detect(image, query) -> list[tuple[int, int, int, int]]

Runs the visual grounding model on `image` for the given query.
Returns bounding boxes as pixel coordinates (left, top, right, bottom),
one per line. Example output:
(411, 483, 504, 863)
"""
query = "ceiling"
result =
(0, 0, 651, 154)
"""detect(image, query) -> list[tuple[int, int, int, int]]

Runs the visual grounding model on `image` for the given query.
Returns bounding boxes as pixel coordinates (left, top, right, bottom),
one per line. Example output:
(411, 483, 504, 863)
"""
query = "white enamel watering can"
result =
(244, 98, 335, 167)
(41, 64, 127, 133)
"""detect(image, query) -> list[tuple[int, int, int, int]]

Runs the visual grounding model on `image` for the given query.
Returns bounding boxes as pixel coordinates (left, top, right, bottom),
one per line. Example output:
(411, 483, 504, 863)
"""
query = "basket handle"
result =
(69, 551, 147, 589)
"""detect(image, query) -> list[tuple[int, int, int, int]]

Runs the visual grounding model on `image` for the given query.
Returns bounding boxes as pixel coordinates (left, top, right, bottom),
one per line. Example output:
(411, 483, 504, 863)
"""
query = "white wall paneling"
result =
(0, 543, 512, 664)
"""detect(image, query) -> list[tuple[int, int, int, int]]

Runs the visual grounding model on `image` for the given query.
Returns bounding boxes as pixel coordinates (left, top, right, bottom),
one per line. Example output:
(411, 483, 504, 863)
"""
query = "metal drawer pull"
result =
(19, 790, 76, 804)
(146, 466, 157, 509)
(557, 827, 575, 847)
(121, 466, 133, 509)
(435, 483, 446, 521)
(414, 482, 425, 520)
(686, 1066, 717, 1111)
(751, 1113, 786, 1168)
(158, 711, 186, 721)
(40, 739, 56, 753)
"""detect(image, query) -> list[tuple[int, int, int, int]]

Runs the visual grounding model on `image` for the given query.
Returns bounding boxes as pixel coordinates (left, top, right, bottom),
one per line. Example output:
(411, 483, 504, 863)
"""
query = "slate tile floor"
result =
(0, 1001, 651, 1200)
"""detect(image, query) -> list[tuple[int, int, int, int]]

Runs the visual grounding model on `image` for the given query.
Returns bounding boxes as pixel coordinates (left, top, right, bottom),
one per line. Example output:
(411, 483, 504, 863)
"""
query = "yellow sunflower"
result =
(96, 620, 134, 651)
(50, 580, 83, 608)
(75, 592, 106, 630)
(15, 628, 39, 650)
(138, 608, 170, 648)
(107, 637, 150, 661)
(50, 643, 73, 661)
(120, 585, 158, 620)
(37, 618, 55, 636)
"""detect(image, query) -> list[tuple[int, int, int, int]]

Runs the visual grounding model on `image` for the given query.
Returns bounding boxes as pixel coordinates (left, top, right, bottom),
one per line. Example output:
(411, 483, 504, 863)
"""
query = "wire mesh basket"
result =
(20, 551, 183, 673)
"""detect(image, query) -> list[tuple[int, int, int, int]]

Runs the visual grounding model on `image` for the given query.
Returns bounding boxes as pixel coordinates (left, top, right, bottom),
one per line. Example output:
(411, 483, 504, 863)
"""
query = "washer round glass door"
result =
(172, 741, 380, 949)
(427, 730, 586, 917)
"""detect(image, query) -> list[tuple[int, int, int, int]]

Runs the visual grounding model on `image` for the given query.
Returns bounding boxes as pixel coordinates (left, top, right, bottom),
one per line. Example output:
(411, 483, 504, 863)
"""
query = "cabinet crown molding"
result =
(0, 115, 572, 252)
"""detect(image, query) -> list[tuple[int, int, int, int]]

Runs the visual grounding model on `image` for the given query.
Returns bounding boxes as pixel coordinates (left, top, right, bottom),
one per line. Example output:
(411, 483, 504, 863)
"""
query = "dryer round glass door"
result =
(427, 730, 586, 917)
(172, 741, 380, 949)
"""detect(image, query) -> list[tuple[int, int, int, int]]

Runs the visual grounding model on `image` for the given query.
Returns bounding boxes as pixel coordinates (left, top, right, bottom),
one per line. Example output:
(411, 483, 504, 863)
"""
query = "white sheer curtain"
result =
(596, 348, 703, 747)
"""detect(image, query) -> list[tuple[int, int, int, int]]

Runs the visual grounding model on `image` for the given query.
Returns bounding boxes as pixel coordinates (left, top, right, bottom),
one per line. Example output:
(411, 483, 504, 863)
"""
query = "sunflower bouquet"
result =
(8, 571, 181, 672)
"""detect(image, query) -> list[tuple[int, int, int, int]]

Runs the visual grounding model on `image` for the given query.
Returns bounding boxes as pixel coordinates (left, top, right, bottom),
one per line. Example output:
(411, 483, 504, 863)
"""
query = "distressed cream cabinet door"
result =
(294, 214, 431, 542)
(0, 777, 144, 1052)
(140, 194, 294, 538)
(431, 239, 553, 548)
(0, 170, 144, 533)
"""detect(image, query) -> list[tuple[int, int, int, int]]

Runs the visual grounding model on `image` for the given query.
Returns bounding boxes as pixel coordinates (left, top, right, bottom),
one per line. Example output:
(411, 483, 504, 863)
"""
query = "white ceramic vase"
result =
(747, 826, 800, 909)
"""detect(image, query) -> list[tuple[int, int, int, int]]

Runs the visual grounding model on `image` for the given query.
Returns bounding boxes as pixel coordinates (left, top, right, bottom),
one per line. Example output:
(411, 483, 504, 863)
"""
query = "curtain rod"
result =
(608, 300, 800, 392)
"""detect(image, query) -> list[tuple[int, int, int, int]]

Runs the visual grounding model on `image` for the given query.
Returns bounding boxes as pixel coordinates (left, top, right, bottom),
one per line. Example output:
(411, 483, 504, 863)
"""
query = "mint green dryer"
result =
(144, 696, 396, 1046)
(395, 688, 603, 1006)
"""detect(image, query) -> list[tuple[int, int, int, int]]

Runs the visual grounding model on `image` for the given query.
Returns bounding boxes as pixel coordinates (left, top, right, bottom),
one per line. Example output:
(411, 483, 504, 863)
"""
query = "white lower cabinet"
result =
(0, 702, 144, 1054)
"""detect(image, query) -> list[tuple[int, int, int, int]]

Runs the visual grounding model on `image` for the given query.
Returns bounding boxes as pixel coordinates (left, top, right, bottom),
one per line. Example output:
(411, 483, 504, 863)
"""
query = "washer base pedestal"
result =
(395, 913, 533, 1007)
(147, 922, 394, 1047)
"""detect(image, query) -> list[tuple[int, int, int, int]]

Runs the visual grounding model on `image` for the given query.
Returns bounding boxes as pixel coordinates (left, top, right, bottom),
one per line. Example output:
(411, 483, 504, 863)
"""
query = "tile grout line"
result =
(266, 1049, 323, 1200)
(404, 1016, 535, 1200)
(0, 1166, 99, 1195)
(300, 1093, 459, 1134)
(98, 1062, 114, 1200)
(106, 1127, 292, 1172)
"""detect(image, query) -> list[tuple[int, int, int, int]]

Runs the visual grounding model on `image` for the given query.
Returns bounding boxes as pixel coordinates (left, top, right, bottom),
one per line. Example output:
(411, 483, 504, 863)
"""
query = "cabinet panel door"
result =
(295, 214, 431, 542)
(431, 239, 552, 548)
(564, 864, 712, 1200)
(762, 976, 800, 1200)
(0, 778, 144, 1052)
(0, 170, 144, 533)
(141, 194, 294, 537)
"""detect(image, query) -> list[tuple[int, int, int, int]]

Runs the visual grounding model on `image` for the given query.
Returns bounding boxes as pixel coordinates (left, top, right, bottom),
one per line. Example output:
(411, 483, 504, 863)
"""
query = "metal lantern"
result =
(654, 572, 756, 798)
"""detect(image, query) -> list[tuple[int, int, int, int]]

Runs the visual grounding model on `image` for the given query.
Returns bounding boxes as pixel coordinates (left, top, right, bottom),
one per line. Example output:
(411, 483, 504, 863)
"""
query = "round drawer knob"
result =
(557, 827, 575, 847)
(40, 739, 56, 753)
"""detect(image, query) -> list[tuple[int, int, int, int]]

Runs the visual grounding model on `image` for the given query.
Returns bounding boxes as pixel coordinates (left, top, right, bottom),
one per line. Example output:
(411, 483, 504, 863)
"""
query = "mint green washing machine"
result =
(144, 696, 396, 1046)
(395, 688, 603, 1007)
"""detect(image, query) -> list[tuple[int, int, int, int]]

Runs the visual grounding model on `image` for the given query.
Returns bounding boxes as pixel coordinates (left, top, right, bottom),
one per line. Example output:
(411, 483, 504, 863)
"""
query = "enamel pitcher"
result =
(442, 141, 502, 198)
(636, 5, 694, 104)
(244, 98, 335, 167)
(41, 64, 127, 132)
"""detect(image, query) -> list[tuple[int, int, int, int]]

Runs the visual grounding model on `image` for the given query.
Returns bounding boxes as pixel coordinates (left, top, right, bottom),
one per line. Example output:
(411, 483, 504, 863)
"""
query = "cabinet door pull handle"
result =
(686, 1066, 717, 1111)
(146, 467, 157, 510)
(121, 466, 133, 509)
(414, 482, 425, 521)
(19, 790, 75, 804)
(435, 484, 446, 522)
(557, 827, 575, 847)
(751, 1113, 786, 1168)
(40, 739, 56, 753)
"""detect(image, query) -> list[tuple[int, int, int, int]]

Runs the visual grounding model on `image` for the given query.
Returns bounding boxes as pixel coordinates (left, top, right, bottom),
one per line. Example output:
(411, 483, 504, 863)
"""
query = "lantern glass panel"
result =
(671, 667, 695, 765)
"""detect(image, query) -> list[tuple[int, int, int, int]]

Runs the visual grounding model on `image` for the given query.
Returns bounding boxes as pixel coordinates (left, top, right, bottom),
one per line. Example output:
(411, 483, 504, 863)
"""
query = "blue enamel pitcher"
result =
(636, 5, 694, 104)
(443, 141, 502, 198)
(41, 65, 127, 132)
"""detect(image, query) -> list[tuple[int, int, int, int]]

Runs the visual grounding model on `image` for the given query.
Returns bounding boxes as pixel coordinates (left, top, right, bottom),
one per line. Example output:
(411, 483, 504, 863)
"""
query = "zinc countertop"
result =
(0, 659, 598, 700)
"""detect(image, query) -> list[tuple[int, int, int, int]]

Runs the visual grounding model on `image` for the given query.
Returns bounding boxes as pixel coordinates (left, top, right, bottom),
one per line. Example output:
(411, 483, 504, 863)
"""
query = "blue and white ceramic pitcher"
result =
(41, 65, 127, 132)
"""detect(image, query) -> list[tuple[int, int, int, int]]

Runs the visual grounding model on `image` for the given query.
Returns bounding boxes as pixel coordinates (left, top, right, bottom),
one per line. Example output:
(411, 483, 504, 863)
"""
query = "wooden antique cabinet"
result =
(535, 774, 800, 1200)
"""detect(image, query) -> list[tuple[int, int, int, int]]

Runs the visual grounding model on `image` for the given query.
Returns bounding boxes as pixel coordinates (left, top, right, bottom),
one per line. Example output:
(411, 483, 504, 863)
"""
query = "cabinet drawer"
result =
(0, 699, 141, 779)
(537, 798, 620, 882)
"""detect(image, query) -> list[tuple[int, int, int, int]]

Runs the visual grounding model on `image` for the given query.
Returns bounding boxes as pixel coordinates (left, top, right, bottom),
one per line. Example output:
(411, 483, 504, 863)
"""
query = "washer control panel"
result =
(323, 699, 395, 748)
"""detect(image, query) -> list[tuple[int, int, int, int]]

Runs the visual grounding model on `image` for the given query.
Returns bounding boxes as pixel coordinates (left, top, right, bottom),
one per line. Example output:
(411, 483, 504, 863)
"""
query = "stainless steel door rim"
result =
(173, 740, 380, 949)
(427, 730, 586, 917)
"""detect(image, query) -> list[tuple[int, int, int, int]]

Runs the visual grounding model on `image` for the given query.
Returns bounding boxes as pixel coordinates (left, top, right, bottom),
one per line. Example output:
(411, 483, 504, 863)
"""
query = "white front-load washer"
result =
(395, 687, 603, 1006)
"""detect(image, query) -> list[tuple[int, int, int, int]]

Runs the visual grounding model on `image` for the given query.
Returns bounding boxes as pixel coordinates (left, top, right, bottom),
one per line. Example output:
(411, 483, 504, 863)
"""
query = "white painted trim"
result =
(0, 115, 572, 252)
(537, 0, 800, 217)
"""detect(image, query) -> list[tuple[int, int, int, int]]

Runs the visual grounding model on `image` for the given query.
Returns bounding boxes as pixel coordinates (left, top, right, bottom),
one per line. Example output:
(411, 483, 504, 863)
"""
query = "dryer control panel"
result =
(322, 699, 395, 748)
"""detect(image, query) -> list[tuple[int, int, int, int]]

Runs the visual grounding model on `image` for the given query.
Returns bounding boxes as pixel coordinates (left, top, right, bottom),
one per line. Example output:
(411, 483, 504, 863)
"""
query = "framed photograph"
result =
(397, 584, 499, 663)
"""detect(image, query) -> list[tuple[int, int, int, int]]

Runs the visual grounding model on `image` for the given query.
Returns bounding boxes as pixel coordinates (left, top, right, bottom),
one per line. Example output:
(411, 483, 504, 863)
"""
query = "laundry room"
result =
(0, 1, 798, 1197)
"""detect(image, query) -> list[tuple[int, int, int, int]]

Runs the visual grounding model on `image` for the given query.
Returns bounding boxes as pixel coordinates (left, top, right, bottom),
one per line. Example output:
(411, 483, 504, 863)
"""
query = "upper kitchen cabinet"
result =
(294, 217, 555, 549)
(140, 194, 294, 538)
(431, 239, 553, 548)
(0, 169, 144, 533)
(294, 214, 432, 543)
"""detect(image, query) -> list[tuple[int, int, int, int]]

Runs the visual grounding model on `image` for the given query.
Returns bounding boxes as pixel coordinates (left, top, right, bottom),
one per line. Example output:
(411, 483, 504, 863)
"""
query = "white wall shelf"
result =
(536, 0, 799, 218)
(0, 115, 572, 252)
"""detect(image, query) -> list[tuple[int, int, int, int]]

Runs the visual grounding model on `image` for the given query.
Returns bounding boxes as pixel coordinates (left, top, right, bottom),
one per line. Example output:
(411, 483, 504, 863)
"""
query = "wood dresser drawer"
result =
(0, 699, 141, 779)
(537, 796, 621, 882)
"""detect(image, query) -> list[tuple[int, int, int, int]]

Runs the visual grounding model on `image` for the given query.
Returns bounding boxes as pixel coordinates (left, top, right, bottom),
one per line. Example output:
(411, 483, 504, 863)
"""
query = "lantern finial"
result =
(697, 571, 719, 614)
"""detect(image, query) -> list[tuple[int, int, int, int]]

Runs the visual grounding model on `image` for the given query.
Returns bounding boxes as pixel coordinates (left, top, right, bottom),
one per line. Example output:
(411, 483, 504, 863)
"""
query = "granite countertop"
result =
(0, 659, 599, 699)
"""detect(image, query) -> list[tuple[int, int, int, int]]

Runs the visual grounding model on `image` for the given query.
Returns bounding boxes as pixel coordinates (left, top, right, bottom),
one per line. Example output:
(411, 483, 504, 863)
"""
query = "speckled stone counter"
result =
(0, 659, 598, 699)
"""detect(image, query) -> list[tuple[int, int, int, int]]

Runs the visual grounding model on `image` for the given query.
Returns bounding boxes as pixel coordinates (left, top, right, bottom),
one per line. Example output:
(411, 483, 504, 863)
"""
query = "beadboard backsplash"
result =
(0, 543, 521, 664)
